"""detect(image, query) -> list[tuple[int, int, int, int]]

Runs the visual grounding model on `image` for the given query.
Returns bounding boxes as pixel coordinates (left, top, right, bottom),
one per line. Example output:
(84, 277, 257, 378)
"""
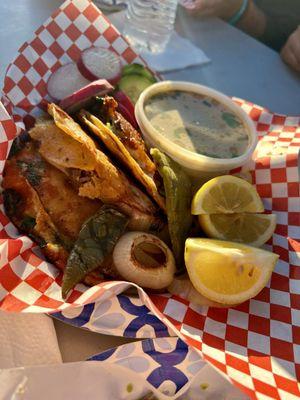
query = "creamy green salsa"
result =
(145, 90, 249, 159)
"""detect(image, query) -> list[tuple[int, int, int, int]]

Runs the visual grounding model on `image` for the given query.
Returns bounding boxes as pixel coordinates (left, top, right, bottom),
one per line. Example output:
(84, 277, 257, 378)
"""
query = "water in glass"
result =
(124, 0, 178, 53)
(93, 0, 127, 11)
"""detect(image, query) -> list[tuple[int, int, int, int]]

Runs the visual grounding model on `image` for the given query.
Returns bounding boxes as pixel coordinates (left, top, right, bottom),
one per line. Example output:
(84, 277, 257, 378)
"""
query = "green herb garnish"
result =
(222, 112, 241, 128)
(126, 383, 133, 393)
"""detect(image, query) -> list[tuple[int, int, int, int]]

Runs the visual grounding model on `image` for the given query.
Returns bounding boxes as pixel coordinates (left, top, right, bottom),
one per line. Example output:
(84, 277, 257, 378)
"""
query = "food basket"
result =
(0, 1, 299, 398)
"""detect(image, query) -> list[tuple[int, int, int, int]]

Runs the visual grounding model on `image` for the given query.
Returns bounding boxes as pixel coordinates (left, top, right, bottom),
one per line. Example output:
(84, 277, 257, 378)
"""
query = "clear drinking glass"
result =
(93, 0, 128, 12)
(123, 0, 178, 53)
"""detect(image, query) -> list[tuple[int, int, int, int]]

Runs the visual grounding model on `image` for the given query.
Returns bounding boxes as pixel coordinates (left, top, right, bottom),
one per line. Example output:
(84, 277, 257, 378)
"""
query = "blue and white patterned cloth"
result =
(52, 294, 174, 338)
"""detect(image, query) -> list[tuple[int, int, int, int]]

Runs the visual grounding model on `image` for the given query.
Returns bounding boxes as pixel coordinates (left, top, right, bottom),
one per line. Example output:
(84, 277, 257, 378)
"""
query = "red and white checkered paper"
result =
(0, 1, 299, 398)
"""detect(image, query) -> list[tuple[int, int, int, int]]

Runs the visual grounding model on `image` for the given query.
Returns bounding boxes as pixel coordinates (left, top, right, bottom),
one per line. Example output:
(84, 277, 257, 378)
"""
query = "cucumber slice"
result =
(118, 74, 154, 104)
(122, 64, 157, 83)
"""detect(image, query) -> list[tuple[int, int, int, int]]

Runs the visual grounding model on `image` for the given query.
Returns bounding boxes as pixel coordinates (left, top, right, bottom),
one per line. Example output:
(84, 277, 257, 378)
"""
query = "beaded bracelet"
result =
(228, 0, 249, 25)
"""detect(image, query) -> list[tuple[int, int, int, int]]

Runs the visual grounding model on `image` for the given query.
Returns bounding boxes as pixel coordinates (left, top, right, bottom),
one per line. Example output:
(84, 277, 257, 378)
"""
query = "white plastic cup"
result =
(135, 81, 257, 177)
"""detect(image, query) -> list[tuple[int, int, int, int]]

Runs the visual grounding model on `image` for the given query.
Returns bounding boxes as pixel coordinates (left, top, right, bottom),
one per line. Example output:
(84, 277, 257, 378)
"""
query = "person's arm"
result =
(236, 1, 266, 38)
(186, 0, 300, 72)
(280, 27, 300, 73)
(185, 0, 267, 36)
(184, 0, 245, 18)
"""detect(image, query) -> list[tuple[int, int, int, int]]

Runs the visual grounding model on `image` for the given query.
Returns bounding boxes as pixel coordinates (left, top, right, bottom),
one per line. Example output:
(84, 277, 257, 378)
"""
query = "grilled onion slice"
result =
(112, 232, 175, 290)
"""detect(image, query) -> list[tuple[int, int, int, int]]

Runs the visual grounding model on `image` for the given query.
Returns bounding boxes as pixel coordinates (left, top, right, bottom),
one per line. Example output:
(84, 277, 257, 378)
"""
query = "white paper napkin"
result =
(0, 360, 248, 400)
(0, 311, 62, 368)
(0, 362, 154, 400)
(140, 31, 210, 73)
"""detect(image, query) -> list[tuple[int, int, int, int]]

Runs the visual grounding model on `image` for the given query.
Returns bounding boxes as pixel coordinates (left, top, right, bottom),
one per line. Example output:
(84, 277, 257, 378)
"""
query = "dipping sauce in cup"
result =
(135, 81, 257, 176)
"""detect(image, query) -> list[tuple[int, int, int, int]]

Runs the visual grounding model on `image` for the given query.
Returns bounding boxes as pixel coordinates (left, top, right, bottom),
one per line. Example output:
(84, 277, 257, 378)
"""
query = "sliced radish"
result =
(59, 79, 113, 114)
(113, 90, 138, 129)
(116, 102, 138, 130)
(47, 62, 90, 101)
(78, 47, 122, 85)
(113, 90, 135, 117)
